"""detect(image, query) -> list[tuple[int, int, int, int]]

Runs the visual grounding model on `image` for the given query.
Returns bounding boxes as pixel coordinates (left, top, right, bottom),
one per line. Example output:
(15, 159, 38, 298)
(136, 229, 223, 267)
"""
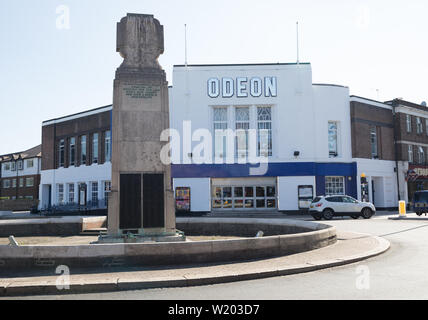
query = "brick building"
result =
(38, 105, 112, 212)
(0, 145, 42, 209)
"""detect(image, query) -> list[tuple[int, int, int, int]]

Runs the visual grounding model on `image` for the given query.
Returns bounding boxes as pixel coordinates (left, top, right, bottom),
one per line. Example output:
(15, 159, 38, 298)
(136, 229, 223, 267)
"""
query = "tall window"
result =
(426, 119, 428, 136)
(92, 133, 99, 164)
(370, 127, 378, 159)
(328, 121, 338, 158)
(80, 135, 87, 165)
(257, 106, 272, 157)
(408, 145, 414, 163)
(69, 137, 76, 166)
(104, 130, 111, 162)
(91, 182, 98, 205)
(417, 117, 423, 134)
(59, 139, 65, 167)
(19, 178, 24, 187)
(213, 107, 228, 159)
(4, 163, 10, 171)
(235, 107, 250, 158)
(17, 160, 23, 170)
(406, 114, 412, 133)
(10, 162, 16, 171)
(68, 183, 75, 203)
(57, 184, 64, 204)
(12, 179, 16, 188)
(325, 177, 345, 195)
(104, 181, 111, 206)
(418, 146, 425, 164)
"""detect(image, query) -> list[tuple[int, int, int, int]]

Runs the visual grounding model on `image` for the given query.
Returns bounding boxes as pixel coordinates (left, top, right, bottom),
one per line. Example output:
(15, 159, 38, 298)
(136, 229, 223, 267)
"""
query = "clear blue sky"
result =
(1, 0, 427, 155)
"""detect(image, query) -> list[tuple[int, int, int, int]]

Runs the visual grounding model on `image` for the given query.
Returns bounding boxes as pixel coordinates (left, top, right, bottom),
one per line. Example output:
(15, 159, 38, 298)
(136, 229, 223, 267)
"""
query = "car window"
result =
(312, 197, 322, 203)
(342, 197, 354, 203)
(326, 196, 342, 202)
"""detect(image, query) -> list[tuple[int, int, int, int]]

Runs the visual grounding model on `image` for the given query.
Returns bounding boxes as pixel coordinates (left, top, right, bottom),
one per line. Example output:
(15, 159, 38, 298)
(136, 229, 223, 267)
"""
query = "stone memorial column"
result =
(102, 14, 180, 242)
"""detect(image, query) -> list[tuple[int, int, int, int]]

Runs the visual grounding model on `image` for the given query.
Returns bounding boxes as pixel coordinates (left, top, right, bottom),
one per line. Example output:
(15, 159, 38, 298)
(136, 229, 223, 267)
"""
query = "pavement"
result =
(0, 229, 389, 297)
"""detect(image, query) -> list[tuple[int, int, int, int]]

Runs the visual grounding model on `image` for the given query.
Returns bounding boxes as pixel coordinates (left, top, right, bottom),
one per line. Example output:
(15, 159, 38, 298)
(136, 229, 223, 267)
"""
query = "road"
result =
(5, 212, 428, 300)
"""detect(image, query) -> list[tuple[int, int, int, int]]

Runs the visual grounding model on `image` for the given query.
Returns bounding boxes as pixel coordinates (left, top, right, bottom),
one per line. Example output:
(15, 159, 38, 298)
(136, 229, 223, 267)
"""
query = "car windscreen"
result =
(414, 192, 428, 202)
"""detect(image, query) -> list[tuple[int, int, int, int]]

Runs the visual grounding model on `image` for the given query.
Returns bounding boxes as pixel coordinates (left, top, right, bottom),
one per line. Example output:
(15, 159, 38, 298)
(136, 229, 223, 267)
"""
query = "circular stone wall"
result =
(0, 218, 336, 270)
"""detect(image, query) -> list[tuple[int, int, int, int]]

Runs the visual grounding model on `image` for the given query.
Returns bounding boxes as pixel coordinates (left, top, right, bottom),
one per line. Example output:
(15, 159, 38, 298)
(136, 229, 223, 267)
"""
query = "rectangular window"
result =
(328, 121, 338, 158)
(92, 133, 99, 164)
(257, 106, 273, 157)
(11, 162, 16, 171)
(19, 178, 24, 187)
(418, 146, 425, 164)
(68, 183, 75, 203)
(26, 177, 34, 187)
(59, 139, 65, 167)
(426, 119, 428, 136)
(26, 159, 34, 168)
(325, 177, 345, 196)
(105, 130, 111, 162)
(235, 107, 250, 158)
(104, 181, 111, 206)
(213, 107, 228, 159)
(2, 180, 10, 188)
(406, 114, 412, 133)
(417, 117, 423, 134)
(17, 160, 23, 170)
(80, 135, 87, 165)
(4, 163, 10, 171)
(12, 179, 16, 188)
(91, 182, 98, 205)
(408, 145, 414, 163)
(57, 184, 64, 204)
(69, 137, 76, 166)
(25, 196, 33, 200)
(370, 127, 378, 159)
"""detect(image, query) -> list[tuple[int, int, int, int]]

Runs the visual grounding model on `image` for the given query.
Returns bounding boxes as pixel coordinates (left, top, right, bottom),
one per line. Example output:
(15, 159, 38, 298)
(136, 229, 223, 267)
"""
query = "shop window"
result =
(325, 177, 345, 195)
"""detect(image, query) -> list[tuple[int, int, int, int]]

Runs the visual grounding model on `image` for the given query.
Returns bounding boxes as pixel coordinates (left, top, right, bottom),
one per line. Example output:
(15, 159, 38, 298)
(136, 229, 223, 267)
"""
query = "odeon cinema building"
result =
(39, 61, 405, 214)
(170, 62, 359, 214)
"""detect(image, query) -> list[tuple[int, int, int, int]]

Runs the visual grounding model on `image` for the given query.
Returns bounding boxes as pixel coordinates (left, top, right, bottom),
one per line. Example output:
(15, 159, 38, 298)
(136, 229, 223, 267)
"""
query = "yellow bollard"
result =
(399, 200, 407, 217)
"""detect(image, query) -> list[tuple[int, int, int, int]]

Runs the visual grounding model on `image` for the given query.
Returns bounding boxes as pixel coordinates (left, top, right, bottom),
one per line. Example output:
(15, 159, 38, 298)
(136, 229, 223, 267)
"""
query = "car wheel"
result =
(323, 209, 334, 220)
(362, 208, 373, 219)
(312, 214, 322, 221)
(351, 214, 360, 219)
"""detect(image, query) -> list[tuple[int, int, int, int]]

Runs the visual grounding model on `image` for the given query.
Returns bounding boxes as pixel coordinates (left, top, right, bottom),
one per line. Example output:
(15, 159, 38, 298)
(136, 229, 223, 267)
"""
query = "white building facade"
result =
(170, 63, 358, 213)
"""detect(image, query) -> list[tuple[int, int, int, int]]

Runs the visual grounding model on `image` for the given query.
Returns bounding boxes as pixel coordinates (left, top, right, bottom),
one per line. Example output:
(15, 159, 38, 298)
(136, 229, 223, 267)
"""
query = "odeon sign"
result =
(207, 77, 277, 98)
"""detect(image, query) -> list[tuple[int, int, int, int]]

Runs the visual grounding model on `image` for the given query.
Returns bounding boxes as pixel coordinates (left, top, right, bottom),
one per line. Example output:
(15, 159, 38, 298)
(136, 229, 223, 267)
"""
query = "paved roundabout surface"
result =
(4, 212, 422, 299)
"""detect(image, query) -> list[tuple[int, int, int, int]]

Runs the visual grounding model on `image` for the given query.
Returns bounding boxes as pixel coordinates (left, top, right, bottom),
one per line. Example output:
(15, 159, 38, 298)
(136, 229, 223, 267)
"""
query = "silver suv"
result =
(309, 195, 376, 220)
